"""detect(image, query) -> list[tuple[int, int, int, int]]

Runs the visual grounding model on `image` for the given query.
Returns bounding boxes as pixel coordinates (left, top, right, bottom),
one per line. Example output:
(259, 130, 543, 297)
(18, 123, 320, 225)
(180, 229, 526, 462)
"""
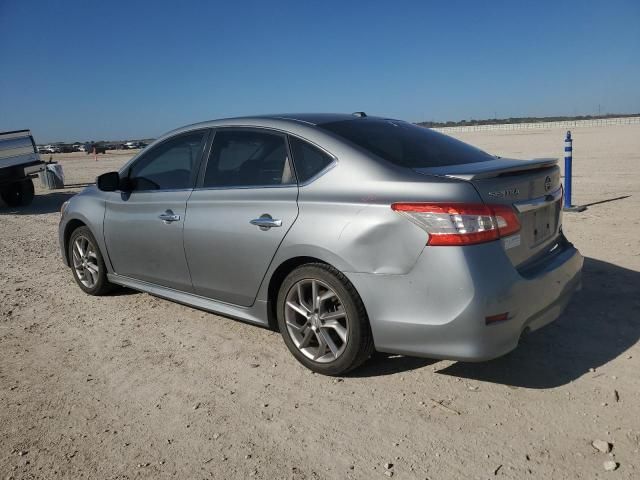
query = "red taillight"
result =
(391, 202, 520, 246)
(485, 312, 510, 324)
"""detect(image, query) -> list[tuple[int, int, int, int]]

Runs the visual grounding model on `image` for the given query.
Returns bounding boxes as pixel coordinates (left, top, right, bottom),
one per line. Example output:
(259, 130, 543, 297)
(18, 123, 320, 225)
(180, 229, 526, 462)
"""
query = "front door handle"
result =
(159, 210, 181, 223)
(250, 214, 282, 230)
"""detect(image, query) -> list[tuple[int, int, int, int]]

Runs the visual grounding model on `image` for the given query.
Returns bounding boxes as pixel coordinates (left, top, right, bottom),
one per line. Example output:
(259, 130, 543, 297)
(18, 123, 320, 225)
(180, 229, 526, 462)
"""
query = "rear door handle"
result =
(250, 214, 282, 230)
(159, 210, 181, 223)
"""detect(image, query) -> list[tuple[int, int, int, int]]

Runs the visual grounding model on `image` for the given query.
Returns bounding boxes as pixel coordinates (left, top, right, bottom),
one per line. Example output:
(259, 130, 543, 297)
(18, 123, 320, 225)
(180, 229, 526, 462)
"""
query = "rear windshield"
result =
(319, 118, 493, 168)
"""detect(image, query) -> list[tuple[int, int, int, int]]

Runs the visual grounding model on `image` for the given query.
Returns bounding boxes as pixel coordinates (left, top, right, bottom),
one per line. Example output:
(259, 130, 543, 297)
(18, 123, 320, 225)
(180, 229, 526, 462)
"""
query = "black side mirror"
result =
(96, 171, 121, 192)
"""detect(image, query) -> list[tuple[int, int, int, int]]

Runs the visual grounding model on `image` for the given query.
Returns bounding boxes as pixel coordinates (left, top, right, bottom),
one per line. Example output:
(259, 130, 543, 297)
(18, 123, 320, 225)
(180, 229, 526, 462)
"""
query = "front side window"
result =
(203, 130, 293, 187)
(128, 130, 207, 191)
(288, 137, 334, 183)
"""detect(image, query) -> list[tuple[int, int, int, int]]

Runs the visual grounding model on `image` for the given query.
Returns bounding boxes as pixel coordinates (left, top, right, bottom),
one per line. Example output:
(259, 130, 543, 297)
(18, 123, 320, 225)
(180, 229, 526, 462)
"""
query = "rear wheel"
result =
(68, 226, 113, 295)
(0, 179, 34, 207)
(277, 263, 374, 375)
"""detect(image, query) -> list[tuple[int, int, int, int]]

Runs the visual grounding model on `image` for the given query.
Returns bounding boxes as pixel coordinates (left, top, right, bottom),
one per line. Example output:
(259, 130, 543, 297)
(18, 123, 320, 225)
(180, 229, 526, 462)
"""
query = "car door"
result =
(103, 129, 209, 291)
(184, 128, 299, 306)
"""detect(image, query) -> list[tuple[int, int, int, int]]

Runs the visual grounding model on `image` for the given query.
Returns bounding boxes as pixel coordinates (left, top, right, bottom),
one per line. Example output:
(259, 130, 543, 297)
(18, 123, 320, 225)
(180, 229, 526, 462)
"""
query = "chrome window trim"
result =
(114, 188, 194, 195)
(191, 184, 299, 192)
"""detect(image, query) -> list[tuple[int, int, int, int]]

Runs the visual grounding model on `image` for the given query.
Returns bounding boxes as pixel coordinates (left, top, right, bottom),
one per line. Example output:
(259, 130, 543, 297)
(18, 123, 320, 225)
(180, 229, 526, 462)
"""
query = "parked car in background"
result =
(1, 129, 45, 206)
(39, 144, 61, 154)
(59, 113, 583, 375)
(84, 143, 107, 154)
(122, 141, 143, 149)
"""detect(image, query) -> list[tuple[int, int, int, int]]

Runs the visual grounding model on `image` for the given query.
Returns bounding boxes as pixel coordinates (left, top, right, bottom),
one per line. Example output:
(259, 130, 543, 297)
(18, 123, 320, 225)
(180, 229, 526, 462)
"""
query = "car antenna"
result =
(352, 111, 367, 118)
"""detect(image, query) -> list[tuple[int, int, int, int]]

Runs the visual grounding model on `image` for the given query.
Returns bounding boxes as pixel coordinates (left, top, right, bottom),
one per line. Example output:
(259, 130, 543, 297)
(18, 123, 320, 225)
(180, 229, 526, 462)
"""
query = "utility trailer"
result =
(0, 129, 45, 207)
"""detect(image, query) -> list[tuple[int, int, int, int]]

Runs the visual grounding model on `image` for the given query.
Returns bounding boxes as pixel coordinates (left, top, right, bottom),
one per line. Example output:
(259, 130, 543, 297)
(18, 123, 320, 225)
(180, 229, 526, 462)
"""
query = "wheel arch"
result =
(63, 219, 88, 264)
(266, 256, 330, 330)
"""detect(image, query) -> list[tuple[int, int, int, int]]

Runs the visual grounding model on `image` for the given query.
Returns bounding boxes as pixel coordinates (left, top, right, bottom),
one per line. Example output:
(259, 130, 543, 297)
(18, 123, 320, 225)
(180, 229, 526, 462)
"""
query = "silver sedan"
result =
(59, 113, 583, 375)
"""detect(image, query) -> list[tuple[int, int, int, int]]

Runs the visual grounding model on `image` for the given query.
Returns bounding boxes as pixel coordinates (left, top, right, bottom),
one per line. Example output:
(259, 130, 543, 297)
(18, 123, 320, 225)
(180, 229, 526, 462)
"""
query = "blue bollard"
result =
(564, 131, 572, 209)
(562, 130, 585, 212)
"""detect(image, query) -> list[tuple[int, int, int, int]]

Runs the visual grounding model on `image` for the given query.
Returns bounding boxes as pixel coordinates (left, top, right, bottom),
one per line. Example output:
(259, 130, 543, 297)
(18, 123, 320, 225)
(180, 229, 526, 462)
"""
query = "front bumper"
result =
(345, 236, 583, 361)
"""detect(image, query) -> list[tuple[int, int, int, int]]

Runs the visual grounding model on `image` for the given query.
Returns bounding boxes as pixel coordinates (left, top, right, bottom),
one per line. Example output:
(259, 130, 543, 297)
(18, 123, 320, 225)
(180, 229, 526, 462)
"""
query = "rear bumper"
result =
(0, 160, 45, 185)
(345, 236, 583, 361)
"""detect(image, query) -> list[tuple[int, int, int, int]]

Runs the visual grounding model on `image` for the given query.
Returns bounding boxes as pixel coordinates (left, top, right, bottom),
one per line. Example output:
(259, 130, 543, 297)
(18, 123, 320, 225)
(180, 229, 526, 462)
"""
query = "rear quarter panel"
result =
(256, 145, 484, 302)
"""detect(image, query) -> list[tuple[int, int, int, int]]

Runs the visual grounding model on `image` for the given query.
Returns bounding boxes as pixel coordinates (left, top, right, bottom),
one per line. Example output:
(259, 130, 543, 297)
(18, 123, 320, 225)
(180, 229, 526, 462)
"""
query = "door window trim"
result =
(195, 127, 298, 191)
(119, 128, 213, 193)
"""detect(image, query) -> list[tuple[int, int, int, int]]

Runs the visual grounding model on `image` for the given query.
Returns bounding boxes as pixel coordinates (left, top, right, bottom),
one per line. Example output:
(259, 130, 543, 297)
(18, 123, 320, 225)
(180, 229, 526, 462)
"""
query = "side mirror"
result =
(96, 171, 121, 192)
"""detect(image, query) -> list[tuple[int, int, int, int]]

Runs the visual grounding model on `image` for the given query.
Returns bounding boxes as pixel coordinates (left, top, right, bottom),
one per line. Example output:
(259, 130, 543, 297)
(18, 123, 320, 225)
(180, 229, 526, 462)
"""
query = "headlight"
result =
(60, 200, 70, 216)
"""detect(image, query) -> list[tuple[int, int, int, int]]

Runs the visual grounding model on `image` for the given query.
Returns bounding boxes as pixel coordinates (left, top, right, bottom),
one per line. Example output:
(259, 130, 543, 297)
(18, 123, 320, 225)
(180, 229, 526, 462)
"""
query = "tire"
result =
(277, 263, 374, 375)
(68, 226, 113, 296)
(0, 179, 34, 207)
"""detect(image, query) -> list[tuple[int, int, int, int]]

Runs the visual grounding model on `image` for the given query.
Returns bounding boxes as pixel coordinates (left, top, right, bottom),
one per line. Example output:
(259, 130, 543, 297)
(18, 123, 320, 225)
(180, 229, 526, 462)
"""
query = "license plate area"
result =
(528, 203, 558, 247)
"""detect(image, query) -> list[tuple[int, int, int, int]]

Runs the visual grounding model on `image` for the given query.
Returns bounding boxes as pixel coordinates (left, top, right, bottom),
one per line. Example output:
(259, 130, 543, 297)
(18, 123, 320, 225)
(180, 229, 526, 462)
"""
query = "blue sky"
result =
(1, 0, 638, 142)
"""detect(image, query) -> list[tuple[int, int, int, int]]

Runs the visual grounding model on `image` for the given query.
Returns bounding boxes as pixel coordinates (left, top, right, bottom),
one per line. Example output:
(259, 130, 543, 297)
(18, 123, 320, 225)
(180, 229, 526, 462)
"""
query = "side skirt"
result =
(106, 274, 270, 327)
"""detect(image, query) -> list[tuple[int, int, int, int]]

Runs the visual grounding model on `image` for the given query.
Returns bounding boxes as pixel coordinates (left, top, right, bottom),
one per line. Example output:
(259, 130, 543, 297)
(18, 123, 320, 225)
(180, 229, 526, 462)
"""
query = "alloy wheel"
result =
(284, 278, 349, 363)
(72, 235, 100, 288)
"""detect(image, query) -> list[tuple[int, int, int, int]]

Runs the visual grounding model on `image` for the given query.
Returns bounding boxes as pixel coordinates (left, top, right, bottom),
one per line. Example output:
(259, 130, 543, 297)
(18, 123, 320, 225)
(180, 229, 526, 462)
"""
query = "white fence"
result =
(431, 116, 640, 133)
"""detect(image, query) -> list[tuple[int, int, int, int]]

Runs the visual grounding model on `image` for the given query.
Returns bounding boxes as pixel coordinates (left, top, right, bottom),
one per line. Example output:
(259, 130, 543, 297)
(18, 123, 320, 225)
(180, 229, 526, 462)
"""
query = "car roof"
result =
(176, 113, 393, 131)
(150, 113, 387, 145)
(258, 113, 365, 125)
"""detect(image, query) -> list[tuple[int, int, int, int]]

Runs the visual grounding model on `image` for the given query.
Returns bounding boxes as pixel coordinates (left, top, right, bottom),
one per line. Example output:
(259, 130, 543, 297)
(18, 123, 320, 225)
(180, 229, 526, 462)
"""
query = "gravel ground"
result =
(1, 124, 639, 479)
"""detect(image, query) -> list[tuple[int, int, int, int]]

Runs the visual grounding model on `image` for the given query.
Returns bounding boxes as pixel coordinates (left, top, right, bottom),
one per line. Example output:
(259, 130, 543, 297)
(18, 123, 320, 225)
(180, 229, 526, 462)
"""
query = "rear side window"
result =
(289, 137, 334, 183)
(319, 119, 492, 168)
(128, 130, 206, 191)
(203, 130, 293, 188)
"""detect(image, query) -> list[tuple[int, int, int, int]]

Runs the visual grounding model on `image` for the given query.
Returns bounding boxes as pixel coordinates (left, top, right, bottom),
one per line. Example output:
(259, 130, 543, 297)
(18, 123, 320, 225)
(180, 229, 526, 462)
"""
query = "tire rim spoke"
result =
(298, 328, 314, 349)
(297, 283, 312, 312)
(311, 280, 319, 311)
(72, 251, 82, 268)
(286, 319, 307, 333)
(319, 329, 339, 357)
(323, 320, 348, 343)
(313, 332, 327, 360)
(86, 263, 99, 274)
(286, 301, 308, 319)
(320, 308, 346, 321)
(319, 290, 336, 303)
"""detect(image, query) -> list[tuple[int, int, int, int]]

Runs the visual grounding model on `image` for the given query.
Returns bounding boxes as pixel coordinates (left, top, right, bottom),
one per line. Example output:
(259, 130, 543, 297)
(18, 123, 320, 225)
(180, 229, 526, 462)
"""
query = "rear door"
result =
(184, 128, 299, 306)
(103, 129, 209, 290)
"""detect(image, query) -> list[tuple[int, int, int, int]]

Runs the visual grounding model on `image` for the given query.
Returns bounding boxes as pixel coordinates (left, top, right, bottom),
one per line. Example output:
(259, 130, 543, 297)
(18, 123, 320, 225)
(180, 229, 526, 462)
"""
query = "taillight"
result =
(391, 202, 520, 246)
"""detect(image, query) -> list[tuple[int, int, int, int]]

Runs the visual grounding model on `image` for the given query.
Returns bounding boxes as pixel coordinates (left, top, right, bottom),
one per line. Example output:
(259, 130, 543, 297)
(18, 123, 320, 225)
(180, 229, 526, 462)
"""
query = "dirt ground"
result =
(1, 124, 639, 479)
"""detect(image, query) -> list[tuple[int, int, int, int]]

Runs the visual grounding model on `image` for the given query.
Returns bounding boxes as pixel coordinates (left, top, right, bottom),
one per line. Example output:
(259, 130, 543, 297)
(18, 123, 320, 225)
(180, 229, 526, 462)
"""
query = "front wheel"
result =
(277, 264, 374, 375)
(68, 226, 113, 295)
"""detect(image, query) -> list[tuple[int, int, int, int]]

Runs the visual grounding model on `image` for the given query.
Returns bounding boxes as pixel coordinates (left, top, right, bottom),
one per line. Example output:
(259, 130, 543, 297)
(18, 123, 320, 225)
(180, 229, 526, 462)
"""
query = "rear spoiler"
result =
(414, 157, 558, 181)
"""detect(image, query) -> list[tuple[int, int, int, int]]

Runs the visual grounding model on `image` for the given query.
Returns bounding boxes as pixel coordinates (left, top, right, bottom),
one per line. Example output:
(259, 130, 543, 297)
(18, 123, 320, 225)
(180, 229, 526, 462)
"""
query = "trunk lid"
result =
(415, 157, 563, 267)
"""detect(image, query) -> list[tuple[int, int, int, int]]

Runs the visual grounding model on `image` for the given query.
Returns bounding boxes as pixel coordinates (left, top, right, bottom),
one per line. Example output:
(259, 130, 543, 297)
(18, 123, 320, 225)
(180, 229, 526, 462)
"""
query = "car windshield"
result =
(319, 118, 493, 168)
